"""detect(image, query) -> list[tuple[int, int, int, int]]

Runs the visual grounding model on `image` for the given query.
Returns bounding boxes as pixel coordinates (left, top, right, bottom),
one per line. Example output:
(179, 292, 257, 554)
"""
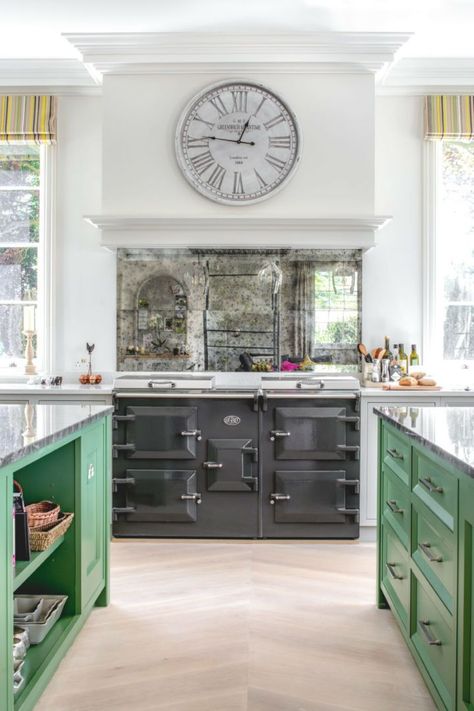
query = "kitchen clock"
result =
(175, 80, 301, 204)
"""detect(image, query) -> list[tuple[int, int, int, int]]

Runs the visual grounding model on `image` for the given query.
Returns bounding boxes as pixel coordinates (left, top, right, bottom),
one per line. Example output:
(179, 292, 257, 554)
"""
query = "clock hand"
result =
(237, 117, 251, 143)
(207, 136, 255, 146)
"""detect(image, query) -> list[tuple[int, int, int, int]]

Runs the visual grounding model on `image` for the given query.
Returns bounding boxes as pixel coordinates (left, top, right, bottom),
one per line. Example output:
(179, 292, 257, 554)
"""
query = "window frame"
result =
(423, 139, 474, 370)
(0, 143, 55, 379)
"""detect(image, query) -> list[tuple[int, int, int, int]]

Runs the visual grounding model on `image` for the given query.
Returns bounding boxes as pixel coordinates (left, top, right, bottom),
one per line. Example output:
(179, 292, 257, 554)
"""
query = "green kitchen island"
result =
(0, 403, 112, 711)
(376, 405, 474, 711)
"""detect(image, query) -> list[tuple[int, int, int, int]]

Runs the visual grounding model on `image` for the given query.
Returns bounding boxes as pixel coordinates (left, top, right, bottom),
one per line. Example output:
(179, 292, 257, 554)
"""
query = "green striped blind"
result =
(0, 95, 57, 143)
(425, 95, 474, 140)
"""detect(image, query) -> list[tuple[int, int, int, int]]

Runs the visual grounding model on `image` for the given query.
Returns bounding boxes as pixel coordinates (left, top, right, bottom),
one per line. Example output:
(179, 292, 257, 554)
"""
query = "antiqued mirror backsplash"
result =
(117, 249, 362, 372)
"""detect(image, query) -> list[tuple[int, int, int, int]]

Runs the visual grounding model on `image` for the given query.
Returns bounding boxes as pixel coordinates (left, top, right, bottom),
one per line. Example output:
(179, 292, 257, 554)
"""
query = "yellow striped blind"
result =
(425, 95, 474, 140)
(0, 95, 57, 143)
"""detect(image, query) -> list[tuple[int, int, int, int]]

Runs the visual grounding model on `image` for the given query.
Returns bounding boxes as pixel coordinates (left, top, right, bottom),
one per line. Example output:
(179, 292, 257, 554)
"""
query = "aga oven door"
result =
(113, 405, 200, 459)
(262, 468, 359, 537)
(112, 468, 201, 536)
(269, 406, 358, 460)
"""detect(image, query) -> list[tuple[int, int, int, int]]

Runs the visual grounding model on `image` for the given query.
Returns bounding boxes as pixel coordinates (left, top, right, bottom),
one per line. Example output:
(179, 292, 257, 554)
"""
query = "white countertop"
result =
(0, 383, 113, 395)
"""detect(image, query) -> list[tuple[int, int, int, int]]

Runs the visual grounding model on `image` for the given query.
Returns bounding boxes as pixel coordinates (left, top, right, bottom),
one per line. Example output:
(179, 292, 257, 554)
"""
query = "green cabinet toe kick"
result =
(0, 407, 112, 711)
(375, 407, 474, 711)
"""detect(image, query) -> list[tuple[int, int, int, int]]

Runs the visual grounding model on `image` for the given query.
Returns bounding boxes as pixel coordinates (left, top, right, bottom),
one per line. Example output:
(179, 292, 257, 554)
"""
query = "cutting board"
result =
(382, 384, 441, 391)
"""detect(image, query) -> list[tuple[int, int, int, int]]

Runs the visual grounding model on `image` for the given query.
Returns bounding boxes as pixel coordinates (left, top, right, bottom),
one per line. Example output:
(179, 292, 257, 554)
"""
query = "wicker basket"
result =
(28, 513, 74, 552)
(26, 501, 60, 529)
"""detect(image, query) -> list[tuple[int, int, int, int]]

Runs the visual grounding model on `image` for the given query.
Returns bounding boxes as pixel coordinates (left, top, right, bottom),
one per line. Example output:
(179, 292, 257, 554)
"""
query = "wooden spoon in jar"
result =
(357, 343, 372, 362)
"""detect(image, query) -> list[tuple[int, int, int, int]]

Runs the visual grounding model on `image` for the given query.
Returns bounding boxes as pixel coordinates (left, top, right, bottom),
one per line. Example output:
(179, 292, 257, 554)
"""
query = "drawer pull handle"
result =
(181, 493, 202, 504)
(419, 542, 443, 563)
(386, 562, 404, 580)
(386, 499, 404, 514)
(419, 477, 444, 494)
(87, 464, 95, 480)
(203, 461, 223, 469)
(419, 620, 442, 646)
(387, 448, 404, 461)
(180, 430, 202, 441)
(270, 493, 291, 504)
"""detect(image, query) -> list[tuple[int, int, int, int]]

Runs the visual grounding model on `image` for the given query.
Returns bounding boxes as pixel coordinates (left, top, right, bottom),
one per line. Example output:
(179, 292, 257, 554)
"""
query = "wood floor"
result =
(35, 541, 435, 711)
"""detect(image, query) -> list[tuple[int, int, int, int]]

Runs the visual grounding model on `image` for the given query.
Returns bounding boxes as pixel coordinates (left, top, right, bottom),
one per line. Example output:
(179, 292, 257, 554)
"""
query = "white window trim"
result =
(0, 143, 55, 381)
(423, 139, 474, 371)
(422, 139, 439, 366)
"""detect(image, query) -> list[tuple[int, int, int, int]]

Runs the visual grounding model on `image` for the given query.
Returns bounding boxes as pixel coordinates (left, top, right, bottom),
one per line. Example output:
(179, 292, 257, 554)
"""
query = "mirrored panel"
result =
(117, 249, 362, 372)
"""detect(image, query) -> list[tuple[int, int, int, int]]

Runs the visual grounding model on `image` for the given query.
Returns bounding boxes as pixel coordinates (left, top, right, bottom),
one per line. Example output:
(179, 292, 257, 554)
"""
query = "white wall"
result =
(102, 73, 375, 216)
(51, 91, 424, 376)
(54, 96, 116, 376)
(363, 95, 423, 355)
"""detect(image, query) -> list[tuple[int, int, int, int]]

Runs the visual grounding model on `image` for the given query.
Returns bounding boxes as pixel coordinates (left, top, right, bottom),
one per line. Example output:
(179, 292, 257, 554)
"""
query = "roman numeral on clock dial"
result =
(231, 91, 248, 113)
(191, 150, 214, 174)
(193, 114, 214, 130)
(233, 172, 244, 194)
(254, 169, 267, 189)
(187, 136, 209, 149)
(207, 164, 226, 190)
(265, 153, 287, 172)
(268, 135, 291, 149)
(263, 114, 285, 130)
(209, 95, 228, 118)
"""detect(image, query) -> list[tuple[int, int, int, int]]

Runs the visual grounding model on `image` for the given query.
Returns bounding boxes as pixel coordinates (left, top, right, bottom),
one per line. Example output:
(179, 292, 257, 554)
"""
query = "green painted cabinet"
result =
(80, 421, 107, 608)
(0, 413, 111, 711)
(377, 416, 474, 711)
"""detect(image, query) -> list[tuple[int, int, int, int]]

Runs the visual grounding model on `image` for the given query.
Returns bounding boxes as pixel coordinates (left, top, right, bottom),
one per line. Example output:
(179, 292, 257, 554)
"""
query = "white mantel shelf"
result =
(84, 215, 391, 251)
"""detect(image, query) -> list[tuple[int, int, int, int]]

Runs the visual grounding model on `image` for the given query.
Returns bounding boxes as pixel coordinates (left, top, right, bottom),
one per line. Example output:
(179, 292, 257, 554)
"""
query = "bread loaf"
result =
(399, 376, 418, 386)
(418, 377, 437, 386)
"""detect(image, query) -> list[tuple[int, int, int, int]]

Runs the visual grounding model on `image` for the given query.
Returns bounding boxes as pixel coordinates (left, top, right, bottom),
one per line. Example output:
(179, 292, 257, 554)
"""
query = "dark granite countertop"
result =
(0, 403, 113, 469)
(374, 406, 474, 478)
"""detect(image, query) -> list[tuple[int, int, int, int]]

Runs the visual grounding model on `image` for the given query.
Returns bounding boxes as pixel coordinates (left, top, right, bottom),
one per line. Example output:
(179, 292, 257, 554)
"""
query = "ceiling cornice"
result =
(63, 31, 412, 79)
(377, 57, 474, 96)
(0, 59, 100, 94)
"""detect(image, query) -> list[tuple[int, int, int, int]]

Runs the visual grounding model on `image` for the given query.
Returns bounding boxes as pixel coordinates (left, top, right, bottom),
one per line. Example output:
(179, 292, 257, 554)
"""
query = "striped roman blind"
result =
(0, 95, 57, 143)
(425, 95, 474, 140)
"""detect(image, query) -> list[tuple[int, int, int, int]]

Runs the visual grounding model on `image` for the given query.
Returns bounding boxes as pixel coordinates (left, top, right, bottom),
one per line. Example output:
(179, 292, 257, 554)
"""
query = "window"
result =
(0, 144, 43, 373)
(314, 260, 361, 367)
(426, 140, 474, 367)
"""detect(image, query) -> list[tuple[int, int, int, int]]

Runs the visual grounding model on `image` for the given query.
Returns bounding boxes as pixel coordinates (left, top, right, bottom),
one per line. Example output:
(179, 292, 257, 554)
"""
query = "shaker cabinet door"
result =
(80, 422, 106, 608)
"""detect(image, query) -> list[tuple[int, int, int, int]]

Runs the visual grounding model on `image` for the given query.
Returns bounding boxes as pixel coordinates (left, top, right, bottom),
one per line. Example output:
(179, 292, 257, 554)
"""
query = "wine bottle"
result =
(384, 336, 393, 361)
(410, 344, 420, 367)
(392, 344, 399, 366)
(398, 343, 408, 374)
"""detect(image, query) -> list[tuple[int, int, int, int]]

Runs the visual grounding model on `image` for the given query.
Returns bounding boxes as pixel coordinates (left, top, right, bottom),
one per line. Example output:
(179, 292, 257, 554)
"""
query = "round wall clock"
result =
(175, 80, 301, 205)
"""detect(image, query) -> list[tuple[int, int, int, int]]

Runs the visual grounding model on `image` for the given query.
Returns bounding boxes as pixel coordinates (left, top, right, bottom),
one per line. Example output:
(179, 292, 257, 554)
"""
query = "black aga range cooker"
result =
(112, 375, 360, 539)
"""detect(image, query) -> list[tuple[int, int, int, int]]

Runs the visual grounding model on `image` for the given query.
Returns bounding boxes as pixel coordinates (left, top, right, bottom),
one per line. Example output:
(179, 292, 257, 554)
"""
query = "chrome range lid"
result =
(260, 374, 360, 392)
(113, 374, 216, 391)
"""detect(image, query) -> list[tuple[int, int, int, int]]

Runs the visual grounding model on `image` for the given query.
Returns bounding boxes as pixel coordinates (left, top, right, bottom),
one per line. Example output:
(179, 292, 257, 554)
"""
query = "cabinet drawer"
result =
(382, 466, 410, 549)
(412, 503, 456, 615)
(381, 522, 410, 630)
(383, 425, 411, 486)
(411, 573, 456, 711)
(413, 451, 458, 531)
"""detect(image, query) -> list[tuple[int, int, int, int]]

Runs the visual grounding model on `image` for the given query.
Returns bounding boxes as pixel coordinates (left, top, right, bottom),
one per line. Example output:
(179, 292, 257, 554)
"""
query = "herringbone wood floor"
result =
(35, 541, 435, 711)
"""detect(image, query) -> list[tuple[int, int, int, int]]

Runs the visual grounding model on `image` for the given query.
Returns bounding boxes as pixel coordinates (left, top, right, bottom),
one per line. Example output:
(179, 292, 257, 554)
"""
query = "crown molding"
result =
(0, 59, 100, 93)
(64, 32, 412, 78)
(84, 215, 392, 251)
(377, 57, 474, 96)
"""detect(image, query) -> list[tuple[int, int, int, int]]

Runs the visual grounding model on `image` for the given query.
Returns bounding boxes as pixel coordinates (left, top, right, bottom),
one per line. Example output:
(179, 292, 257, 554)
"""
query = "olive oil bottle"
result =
(410, 344, 420, 367)
(398, 343, 408, 374)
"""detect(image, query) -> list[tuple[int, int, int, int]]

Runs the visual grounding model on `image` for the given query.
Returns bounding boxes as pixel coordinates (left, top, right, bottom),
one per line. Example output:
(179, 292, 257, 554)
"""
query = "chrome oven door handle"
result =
(203, 461, 223, 469)
(270, 493, 291, 504)
(180, 430, 202, 441)
(270, 430, 291, 441)
(180, 493, 202, 504)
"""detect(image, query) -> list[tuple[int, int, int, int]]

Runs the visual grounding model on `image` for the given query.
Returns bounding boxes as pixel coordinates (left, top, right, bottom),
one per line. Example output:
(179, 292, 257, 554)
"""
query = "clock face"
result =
(176, 81, 301, 205)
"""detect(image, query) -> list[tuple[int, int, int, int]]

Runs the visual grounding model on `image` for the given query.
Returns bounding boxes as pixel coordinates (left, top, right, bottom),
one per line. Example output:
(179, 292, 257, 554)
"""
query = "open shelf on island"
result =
(14, 614, 80, 710)
(14, 536, 65, 592)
